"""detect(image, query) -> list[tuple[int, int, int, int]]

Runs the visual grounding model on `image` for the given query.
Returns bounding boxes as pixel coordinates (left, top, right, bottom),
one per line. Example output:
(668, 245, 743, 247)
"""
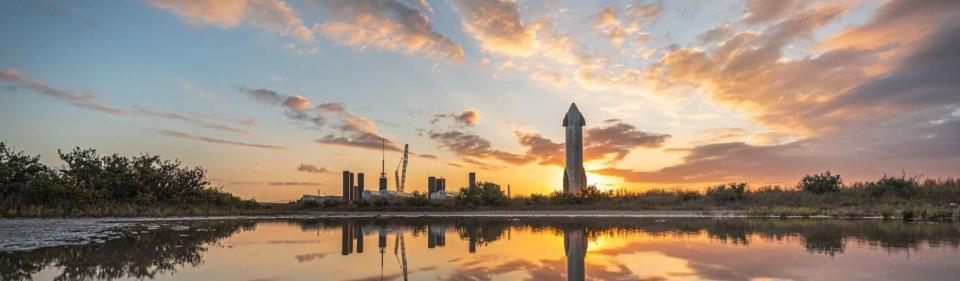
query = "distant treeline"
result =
(0, 142, 260, 217)
(317, 171, 960, 220)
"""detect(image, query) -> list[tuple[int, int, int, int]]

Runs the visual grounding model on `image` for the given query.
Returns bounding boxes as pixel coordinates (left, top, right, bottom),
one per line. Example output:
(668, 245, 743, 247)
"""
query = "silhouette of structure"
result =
(563, 103, 587, 194)
(340, 222, 366, 255)
(428, 176, 437, 195)
(469, 172, 477, 190)
(356, 172, 364, 201)
(394, 144, 409, 192)
(342, 171, 355, 201)
(427, 225, 446, 249)
(379, 139, 388, 191)
(564, 229, 587, 281)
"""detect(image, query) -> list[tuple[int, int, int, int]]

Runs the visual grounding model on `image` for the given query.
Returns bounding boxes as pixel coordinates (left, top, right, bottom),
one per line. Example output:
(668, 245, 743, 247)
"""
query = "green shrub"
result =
(798, 171, 842, 194)
(868, 175, 917, 197)
(706, 182, 747, 203)
(405, 192, 431, 207)
(302, 200, 320, 208)
(455, 181, 508, 206)
(1, 142, 257, 216)
(579, 184, 612, 203)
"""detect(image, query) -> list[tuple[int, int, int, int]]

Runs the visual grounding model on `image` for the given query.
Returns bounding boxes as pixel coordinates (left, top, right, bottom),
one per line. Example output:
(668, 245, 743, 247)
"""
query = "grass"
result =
(300, 176, 960, 221)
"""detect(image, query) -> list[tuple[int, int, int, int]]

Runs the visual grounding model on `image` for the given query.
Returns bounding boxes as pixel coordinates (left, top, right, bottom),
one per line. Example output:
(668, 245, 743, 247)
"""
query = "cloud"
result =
(243, 87, 402, 152)
(148, 0, 314, 43)
(697, 22, 733, 43)
(515, 131, 564, 165)
(432, 109, 480, 126)
(599, 1, 960, 185)
(645, 4, 857, 134)
(590, 3, 661, 49)
(418, 154, 438, 159)
(133, 107, 254, 135)
(157, 129, 285, 150)
(819, 0, 960, 57)
(516, 119, 670, 166)
(427, 129, 531, 165)
(297, 164, 329, 174)
(1, 68, 126, 115)
(313, 102, 402, 152)
(314, 0, 464, 61)
(597, 117, 960, 185)
(448, 0, 538, 57)
(243, 87, 311, 112)
(741, 0, 805, 24)
(583, 119, 671, 162)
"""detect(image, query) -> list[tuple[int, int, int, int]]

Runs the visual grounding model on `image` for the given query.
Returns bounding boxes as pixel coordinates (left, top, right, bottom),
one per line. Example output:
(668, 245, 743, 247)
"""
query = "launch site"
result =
(2, 0, 960, 280)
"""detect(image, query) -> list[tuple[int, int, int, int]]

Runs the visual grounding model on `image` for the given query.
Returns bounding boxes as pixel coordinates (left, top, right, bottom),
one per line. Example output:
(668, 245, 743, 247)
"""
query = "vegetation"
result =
(798, 171, 843, 194)
(310, 171, 960, 221)
(455, 181, 509, 206)
(1, 142, 261, 217)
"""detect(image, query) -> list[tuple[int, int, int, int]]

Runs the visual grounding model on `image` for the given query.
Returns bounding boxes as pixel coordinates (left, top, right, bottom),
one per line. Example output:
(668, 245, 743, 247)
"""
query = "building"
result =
(342, 171, 353, 201)
(428, 176, 437, 195)
(356, 172, 365, 201)
(469, 172, 477, 190)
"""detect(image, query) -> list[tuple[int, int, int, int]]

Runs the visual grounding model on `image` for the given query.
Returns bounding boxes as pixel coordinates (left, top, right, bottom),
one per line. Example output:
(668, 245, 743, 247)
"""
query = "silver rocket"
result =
(563, 103, 586, 194)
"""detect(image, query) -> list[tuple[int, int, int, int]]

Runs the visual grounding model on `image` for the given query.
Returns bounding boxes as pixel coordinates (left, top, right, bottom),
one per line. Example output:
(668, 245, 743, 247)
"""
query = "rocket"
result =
(563, 103, 587, 194)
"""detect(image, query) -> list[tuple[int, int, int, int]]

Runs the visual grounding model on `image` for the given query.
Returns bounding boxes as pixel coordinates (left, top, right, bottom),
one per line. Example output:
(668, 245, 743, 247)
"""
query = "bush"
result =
(868, 175, 917, 197)
(455, 181, 509, 206)
(1, 142, 257, 216)
(579, 184, 612, 203)
(302, 200, 320, 208)
(405, 191, 430, 207)
(798, 171, 842, 194)
(706, 183, 747, 203)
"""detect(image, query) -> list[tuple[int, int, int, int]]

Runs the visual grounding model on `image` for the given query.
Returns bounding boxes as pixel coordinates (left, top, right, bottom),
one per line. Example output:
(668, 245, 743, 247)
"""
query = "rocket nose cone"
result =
(563, 102, 585, 126)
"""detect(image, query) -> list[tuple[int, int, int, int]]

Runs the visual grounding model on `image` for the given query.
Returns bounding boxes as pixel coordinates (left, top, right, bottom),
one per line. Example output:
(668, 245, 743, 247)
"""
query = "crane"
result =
(394, 232, 409, 281)
(394, 144, 409, 192)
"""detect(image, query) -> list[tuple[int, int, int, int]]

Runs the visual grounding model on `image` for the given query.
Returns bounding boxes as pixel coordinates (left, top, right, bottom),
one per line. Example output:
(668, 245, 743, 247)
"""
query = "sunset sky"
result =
(1, 0, 958, 202)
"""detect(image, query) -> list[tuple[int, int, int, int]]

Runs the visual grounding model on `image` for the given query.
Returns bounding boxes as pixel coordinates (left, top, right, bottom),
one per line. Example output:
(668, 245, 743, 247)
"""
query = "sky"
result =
(1, 0, 958, 202)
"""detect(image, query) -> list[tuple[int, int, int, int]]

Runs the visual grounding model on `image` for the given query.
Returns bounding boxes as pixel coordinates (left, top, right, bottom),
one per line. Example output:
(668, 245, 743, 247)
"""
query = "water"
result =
(2, 217, 959, 281)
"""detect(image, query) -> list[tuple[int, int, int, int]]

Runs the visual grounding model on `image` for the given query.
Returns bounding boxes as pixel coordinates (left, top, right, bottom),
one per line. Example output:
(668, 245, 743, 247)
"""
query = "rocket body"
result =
(563, 103, 587, 194)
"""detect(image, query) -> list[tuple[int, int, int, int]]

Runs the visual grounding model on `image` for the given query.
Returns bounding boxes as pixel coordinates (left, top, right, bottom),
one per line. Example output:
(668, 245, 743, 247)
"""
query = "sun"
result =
(585, 162, 624, 191)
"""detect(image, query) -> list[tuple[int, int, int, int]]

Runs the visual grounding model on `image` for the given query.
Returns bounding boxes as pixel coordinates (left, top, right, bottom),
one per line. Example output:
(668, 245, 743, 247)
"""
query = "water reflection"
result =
(3, 218, 960, 280)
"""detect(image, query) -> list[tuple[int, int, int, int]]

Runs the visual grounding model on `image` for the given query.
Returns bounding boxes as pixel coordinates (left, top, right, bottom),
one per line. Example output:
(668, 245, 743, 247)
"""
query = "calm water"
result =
(2, 217, 960, 281)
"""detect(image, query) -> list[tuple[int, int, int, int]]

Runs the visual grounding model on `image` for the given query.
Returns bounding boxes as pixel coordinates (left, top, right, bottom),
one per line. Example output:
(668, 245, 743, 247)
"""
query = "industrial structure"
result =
(379, 139, 388, 192)
(563, 102, 587, 194)
(394, 144, 409, 192)
(469, 172, 477, 190)
(342, 171, 355, 201)
(330, 140, 502, 202)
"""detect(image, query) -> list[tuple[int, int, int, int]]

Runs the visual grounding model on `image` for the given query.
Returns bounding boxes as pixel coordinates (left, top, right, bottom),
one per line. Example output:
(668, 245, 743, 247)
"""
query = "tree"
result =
(798, 171, 842, 194)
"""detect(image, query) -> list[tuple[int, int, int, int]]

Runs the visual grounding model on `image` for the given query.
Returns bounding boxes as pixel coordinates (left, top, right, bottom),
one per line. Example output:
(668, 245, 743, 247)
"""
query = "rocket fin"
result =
(579, 112, 585, 126)
(580, 167, 587, 189)
(562, 116, 568, 127)
(563, 169, 569, 193)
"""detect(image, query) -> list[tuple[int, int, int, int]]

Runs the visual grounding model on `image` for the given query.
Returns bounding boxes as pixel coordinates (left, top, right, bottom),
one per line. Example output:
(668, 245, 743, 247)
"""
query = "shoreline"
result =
(2, 209, 904, 221)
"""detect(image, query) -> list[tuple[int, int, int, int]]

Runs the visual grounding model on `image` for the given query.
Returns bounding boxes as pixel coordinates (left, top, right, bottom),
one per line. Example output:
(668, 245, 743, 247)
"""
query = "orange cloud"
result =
(149, 0, 314, 43)
(316, 0, 464, 61)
